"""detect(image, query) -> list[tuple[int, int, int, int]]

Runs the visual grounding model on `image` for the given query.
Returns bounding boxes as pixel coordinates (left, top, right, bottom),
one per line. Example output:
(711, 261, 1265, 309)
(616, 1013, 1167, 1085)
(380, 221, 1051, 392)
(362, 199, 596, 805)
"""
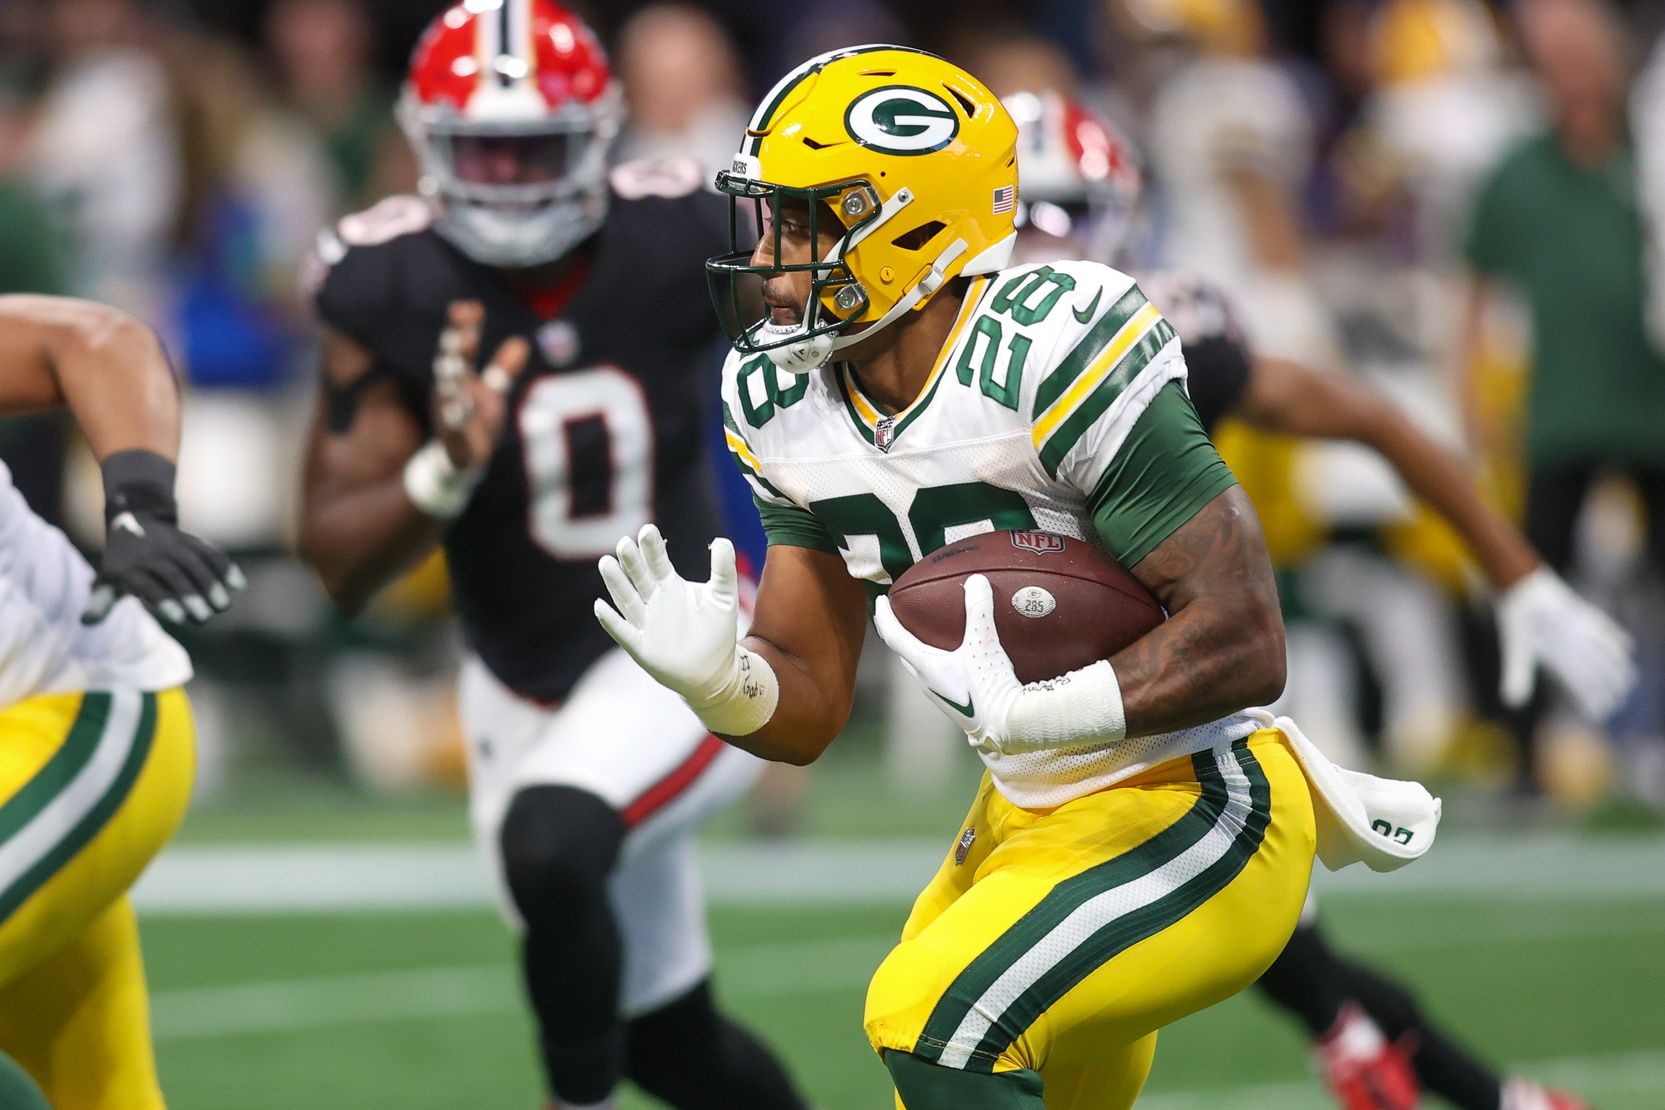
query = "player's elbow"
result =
(64, 302, 168, 373)
(749, 722, 839, 767)
(1239, 600, 1287, 705)
(737, 696, 849, 766)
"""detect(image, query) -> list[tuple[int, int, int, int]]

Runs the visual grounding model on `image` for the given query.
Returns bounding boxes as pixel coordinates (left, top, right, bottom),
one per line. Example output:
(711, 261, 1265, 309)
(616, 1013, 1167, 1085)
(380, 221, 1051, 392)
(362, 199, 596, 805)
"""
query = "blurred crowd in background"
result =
(1, 0, 1662, 820)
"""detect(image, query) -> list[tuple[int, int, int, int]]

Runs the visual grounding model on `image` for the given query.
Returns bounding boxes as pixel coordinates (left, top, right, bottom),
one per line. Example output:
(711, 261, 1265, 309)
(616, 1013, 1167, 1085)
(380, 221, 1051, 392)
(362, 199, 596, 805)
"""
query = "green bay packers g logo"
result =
(844, 85, 960, 155)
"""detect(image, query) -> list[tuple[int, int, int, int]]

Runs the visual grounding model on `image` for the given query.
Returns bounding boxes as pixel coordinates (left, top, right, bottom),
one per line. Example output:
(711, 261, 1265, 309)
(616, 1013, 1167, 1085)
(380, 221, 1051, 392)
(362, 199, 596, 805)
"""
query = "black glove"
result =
(82, 449, 245, 626)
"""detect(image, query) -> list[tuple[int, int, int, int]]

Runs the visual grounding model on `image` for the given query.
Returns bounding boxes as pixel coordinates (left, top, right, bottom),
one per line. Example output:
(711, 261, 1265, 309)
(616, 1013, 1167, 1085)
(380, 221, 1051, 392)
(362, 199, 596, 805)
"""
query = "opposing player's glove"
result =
(874, 574, 1126, 754)
(1496, 567, 1636, 719)
(404, 300, 530, 519)
(593, 524, 778, 737)
(82, 450, 244, 626)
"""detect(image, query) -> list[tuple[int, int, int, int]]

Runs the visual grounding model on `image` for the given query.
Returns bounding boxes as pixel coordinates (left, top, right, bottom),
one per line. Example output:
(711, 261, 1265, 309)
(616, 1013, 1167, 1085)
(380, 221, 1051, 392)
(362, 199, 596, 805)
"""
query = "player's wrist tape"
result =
(101, 449, 177, 524)
(403, 440, 482, 519)
(1005, 659, 1126, 750)
(684, 646, 779, 737)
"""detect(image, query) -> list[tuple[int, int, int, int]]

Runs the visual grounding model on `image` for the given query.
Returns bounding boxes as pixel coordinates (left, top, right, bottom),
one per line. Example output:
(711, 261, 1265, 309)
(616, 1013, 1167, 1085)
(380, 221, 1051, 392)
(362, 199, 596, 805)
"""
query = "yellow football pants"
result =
(866, 731, 1316, 1109)
(0, 687, 195, 1110)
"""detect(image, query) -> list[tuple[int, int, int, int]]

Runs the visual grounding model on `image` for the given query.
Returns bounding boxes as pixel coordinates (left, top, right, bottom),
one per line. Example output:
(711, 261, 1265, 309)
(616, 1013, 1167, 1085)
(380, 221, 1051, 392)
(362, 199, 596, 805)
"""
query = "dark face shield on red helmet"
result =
(401, 100, 623, 268)
(449, 133, 581, 187)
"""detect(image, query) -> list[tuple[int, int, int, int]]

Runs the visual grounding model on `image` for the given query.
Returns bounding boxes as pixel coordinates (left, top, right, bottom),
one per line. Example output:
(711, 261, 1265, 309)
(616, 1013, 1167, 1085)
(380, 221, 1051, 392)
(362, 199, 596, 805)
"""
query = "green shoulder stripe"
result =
(1033, 285, 1148, 414)
(1037, 318, 1177, 477)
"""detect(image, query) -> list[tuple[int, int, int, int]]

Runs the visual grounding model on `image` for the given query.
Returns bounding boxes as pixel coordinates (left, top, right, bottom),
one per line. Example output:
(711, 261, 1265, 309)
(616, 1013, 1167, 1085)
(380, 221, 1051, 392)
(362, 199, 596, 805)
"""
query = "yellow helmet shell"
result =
(733, 45, 1019, 328)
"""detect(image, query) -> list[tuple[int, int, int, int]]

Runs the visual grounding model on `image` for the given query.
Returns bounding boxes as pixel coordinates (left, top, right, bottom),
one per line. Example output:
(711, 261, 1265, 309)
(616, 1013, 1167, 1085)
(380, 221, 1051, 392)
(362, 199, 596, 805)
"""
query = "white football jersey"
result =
(722, 259, 1259, 808)
(0, 460, 191, 709)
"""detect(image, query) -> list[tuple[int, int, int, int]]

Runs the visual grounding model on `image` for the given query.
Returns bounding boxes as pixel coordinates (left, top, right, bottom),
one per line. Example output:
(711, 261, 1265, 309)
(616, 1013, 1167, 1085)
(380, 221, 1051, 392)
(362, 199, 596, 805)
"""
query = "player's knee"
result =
(498, 785, 624, 924)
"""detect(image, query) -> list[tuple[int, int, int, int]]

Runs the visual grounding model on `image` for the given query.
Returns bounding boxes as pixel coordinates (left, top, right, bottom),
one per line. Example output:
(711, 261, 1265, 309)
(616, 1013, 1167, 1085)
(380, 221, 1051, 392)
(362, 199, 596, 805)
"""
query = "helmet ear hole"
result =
(941, 83, 977, 118)
(891, 220, 946, 250)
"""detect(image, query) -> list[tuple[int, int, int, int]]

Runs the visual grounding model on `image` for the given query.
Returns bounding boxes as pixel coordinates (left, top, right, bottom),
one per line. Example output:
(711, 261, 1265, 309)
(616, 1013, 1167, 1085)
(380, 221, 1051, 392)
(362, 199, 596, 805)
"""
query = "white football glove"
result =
(593, 524, 777, 736)
(1496, 566, 1636, 719)
(873, 574, 1126, 754)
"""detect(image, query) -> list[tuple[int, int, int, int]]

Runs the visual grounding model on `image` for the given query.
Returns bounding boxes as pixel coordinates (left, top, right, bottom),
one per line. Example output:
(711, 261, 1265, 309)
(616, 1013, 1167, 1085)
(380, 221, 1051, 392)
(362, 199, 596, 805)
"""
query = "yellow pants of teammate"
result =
(866, 731, 1316, 1109)
(0, 687, 194, 1110)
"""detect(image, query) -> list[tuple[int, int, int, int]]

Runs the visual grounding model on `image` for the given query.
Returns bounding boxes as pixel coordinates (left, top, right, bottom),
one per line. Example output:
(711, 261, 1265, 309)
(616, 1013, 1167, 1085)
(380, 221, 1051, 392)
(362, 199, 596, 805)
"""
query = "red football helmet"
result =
(398, 0, 624, 268)
(1002, 91, 1143, 266)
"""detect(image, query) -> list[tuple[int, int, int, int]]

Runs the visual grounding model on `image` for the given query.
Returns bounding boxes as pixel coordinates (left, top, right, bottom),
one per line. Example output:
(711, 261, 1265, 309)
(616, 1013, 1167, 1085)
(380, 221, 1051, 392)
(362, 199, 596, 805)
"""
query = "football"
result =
(886, 530, 1165, 684)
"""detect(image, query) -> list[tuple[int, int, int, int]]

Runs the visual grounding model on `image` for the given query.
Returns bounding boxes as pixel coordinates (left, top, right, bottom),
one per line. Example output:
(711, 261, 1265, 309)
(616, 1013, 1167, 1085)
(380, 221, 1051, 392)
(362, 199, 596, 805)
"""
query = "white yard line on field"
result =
(133, 831, 1665, 914)
(151, 934, 898, 1040)
(151, 964, 517, 1038)
(148, 955, 1665, 1103)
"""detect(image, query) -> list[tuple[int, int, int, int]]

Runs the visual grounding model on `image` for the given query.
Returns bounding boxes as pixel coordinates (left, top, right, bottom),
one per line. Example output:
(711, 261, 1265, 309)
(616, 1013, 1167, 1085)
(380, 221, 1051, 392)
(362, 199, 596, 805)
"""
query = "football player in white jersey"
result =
(1003, 89, 1604, 1110)
(0, 295, 241, 1108)
(594, 46, 1439, 1108)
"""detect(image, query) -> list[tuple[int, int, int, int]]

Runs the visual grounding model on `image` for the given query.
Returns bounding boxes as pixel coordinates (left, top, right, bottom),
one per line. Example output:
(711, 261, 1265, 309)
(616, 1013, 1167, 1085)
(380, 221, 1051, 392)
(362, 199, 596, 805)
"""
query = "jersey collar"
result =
(835, 276, 992, 451)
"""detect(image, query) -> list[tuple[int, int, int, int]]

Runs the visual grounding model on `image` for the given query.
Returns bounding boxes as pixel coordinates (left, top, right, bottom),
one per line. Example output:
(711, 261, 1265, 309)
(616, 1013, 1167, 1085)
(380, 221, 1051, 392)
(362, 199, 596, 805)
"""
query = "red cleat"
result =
(1501, 1079, 1592, 1110)
(1313, 1004, 1421, 1110)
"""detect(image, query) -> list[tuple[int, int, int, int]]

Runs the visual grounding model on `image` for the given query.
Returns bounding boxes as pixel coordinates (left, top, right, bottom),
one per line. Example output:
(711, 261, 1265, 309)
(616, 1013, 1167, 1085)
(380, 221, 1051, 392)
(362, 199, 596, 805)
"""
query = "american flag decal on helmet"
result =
(992, 185, 1016, 214)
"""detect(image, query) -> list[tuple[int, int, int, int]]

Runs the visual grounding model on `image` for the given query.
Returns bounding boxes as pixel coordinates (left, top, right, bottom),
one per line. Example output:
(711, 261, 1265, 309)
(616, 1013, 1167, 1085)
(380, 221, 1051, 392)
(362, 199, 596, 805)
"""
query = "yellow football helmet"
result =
(708, 45, 1019, 372)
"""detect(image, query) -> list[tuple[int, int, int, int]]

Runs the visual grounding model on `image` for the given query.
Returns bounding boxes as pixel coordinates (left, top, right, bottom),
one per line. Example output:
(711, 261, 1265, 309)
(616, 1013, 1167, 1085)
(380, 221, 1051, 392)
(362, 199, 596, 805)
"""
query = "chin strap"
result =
(826, 237, 969, 355)
(763, 184, 983, 372)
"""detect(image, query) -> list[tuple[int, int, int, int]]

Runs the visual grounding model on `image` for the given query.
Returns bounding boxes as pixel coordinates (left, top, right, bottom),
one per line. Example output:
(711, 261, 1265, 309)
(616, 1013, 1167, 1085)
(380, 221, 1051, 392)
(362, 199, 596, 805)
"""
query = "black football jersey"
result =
(314, 179, 728, 702)
(1135, 270, 1255, 436)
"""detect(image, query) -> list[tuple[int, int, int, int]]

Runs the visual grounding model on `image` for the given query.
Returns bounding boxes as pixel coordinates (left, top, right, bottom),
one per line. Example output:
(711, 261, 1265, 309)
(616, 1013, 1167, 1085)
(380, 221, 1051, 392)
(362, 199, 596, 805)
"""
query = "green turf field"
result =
(140, 826, 1665, 1108)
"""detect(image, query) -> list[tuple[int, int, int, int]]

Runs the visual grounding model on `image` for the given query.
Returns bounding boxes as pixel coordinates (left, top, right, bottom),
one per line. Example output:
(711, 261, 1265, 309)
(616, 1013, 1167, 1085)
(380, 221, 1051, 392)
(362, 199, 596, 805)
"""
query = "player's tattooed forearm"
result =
(1117, 488, 1285, 735)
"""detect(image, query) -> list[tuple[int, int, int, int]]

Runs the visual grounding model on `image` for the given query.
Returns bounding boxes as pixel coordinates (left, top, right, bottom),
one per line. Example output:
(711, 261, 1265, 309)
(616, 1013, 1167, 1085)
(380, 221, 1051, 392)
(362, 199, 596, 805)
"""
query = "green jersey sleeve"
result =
(1086, 382, 1239, 567)
(752, 496, 840, 553)
(721, 397, 839, 553)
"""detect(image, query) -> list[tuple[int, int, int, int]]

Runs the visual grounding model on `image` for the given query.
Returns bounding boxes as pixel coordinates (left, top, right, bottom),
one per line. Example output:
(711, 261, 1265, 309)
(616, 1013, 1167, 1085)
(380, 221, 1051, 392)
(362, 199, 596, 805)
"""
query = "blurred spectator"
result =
(1348, 0, 1533, 258)
(0, 81, 69, 524)
(0, 86, 65, 298)
(264, 0, 399, 208)
(1636, 27, 1665, 356)
(159, 24, 335, 391)
(772, 0, 905, 79)
(1458, 0, 1665, 790)
(951, 30, 1082, 100)
(27, 0, 179, 317)
(613, 3, 749, 173)
(1122, 0, 1338, 365)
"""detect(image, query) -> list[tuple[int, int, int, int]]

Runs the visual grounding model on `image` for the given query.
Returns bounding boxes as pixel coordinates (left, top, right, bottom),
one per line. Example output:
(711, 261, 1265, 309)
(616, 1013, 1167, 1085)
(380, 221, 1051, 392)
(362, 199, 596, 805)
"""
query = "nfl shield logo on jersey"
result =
(954, 826, 977, 865)
(875, 417, 897, 452)
(537, 320, 580, 367)
(1009, 530, 1065, 555)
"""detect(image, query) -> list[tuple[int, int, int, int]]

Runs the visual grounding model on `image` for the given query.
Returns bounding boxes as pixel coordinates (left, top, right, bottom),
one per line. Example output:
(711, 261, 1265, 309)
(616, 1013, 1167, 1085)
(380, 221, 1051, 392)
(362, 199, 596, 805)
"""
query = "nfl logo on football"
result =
(1009, 530, 1065, 554)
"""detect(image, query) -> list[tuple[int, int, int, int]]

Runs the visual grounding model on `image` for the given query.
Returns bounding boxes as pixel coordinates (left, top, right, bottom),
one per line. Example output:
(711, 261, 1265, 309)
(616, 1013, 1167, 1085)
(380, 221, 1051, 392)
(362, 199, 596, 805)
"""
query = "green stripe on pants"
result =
(0, 692, 157, 925)
(916, 746, 1230, 1064)
(964, 741, 1272, 1068)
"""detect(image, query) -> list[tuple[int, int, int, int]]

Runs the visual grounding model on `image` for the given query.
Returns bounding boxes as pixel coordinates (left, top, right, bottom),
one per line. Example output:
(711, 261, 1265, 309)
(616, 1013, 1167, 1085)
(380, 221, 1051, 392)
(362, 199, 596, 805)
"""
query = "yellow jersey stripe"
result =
(725, 431, 762, 472)
(1030, 303, 1163, 449)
